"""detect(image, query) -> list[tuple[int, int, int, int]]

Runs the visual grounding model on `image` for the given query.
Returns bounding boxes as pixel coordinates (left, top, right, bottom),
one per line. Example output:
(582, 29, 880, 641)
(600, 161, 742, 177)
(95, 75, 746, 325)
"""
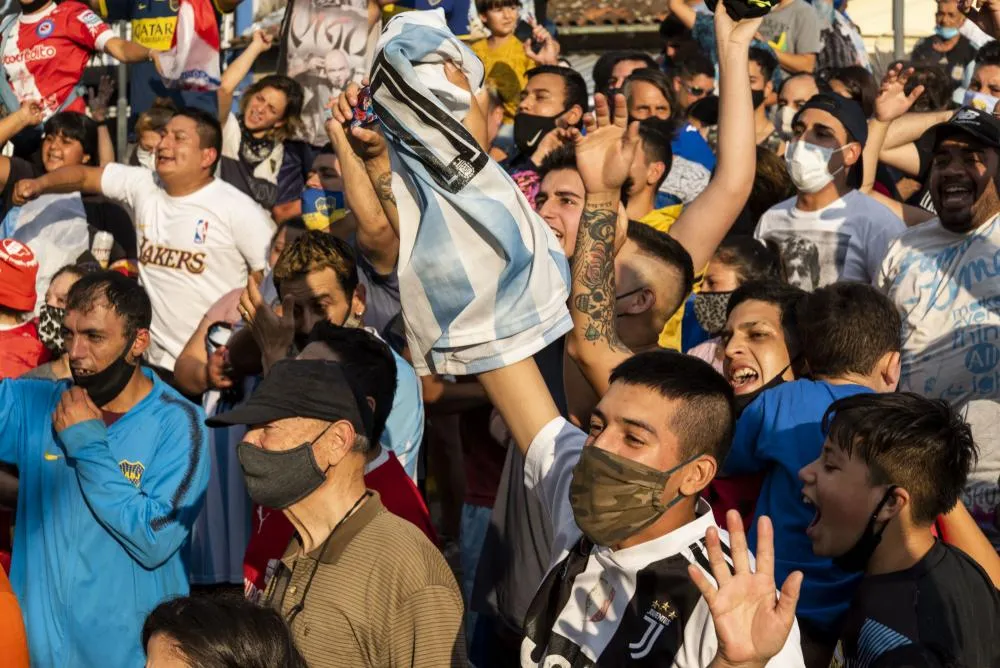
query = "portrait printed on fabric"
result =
(767, 230, 849, 292)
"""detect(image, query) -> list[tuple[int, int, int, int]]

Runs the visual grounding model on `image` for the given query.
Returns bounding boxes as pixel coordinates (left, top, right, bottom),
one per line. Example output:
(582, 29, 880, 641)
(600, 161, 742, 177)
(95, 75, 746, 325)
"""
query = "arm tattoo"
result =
(373, 171, 397, 208)
(571, 202, 630, 354)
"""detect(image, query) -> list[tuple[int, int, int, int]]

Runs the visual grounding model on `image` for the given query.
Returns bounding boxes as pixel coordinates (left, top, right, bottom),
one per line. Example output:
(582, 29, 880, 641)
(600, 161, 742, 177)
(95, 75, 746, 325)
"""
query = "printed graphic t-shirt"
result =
(100, 164, 273, 370)
(878, 213, 1000, 410)
(756, 190, 906, 291)
(2, 2, 112, 118)
(279, 0, 378, 146)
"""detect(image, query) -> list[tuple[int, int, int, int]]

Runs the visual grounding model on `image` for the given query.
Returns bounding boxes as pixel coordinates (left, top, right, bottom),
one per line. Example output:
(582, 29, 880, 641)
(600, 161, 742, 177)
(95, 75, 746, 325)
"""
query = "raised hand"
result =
(715, 1, 767, 57)
(12, 178, 43, 206)
(16, 99, 44, 127)
(875, 64, 925, 123)
(571, 93, 640, 195)
(524, 19, 560, 66)
(328, 81, 388, 162)
(250, 29, 273, 52)
(88, 75, 115, 124)
(688, 511, 802, 668)
(238, 275, 297, 372)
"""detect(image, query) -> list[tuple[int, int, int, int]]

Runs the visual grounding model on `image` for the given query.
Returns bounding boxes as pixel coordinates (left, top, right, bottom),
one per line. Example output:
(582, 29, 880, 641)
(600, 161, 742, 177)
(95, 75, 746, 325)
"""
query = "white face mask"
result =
(963, 89, 1000, 114)
(774, 105, 797, 138)
(785, 140, 845, 194)
(135, 145, 156, 171)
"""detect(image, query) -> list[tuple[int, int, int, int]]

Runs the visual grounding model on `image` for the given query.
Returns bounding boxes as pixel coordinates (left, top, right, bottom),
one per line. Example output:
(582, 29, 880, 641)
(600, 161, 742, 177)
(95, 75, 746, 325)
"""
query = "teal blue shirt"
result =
(0, 370, 209, 667)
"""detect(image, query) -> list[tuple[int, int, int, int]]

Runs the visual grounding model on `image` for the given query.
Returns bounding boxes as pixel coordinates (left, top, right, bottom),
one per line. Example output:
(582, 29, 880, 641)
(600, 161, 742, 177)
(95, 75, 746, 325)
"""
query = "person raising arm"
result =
(567, 2, 761, 398)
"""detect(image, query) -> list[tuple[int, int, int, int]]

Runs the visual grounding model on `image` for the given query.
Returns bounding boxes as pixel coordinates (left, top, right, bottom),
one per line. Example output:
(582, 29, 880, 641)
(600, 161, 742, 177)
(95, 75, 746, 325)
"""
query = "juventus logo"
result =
(628, 600, 677, 659)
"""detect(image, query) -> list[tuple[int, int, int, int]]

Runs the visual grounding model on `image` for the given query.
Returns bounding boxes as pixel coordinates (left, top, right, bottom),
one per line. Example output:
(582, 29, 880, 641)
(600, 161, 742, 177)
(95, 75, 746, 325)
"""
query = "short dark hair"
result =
(613, 50, 659, 74)
(822, 65, 878, 118)
(142, 596, 307, 668)
(713, 237, 781, 285)
(906, 64, 956, 112)
(609, 350, 736, 463)
(975, 39, 1000, 66)
(66, 271, 152, 340)
(240, 74, 305, 142)
(526, 65, 589, 119)
(271, 216, 309, 250)
(822, 393, 977, 525)
(627, 220, 694, 299)
(171, 107, 223, 169)
(307, 323, 397, 447)
(797, 282, 901, 378)
(536, 143, 578, 183)
(476, 0, 519, 13)
(636, 118, 675, 189)
(672, 45, 715, 81)
(44, 112, 98, 166)
(50, 263, 92, 287)
(748, 46, 778, 84)
(726, 279, 806, 355)
(273, 230, 358, 297)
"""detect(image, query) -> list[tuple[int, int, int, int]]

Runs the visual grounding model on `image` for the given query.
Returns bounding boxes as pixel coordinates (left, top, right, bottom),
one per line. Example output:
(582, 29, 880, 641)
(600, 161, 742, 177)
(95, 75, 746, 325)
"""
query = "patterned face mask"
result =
(569, 446, 696, 546)
(37, 304, 66, 355)
(693, 291, 733, 335)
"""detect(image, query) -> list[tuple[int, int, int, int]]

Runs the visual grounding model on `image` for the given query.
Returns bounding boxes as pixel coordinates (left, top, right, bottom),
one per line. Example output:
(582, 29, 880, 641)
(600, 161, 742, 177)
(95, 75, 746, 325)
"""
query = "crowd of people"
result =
(0, 0, 1000, 666)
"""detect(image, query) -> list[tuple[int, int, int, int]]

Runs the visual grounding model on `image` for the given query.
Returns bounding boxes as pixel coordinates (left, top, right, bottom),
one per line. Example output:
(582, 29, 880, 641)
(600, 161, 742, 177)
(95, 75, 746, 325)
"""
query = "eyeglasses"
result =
(682, 83, 710, 96)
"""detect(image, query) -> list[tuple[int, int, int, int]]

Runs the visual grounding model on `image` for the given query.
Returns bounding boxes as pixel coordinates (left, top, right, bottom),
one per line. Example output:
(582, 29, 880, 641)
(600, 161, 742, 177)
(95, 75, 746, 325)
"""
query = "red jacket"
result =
(0, 321, 50, 379)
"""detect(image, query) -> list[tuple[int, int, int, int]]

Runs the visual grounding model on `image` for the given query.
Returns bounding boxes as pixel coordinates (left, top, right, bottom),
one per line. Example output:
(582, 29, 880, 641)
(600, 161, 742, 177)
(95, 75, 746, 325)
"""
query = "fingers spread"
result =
(726, 509, 752, 574)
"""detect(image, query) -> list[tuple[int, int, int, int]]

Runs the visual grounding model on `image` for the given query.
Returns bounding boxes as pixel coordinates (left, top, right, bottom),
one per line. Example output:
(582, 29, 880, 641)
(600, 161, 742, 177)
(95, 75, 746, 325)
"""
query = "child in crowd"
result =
(470, 0, 542, 153)
(0, 239, 48, 378)
(128, 99, 176, 170)
(801, 392, 1000, 667)
(722, 282, 902, 665)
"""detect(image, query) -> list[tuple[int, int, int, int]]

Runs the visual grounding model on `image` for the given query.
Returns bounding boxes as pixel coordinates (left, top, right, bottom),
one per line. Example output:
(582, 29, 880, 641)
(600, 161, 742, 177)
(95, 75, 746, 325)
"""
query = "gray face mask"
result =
(237, 425, 332, 509)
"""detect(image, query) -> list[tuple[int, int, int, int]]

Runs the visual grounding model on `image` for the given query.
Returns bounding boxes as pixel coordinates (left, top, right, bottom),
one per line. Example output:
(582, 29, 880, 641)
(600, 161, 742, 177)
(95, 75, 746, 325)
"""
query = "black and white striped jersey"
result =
(520, 417, 805, 667)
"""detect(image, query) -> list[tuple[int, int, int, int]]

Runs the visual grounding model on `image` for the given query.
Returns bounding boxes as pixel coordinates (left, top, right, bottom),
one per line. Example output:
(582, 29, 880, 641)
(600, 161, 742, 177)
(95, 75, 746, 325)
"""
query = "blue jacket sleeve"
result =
(722, 393, 767, 475)
(0, 380, 32, 467)
(56, 409, 210, 569)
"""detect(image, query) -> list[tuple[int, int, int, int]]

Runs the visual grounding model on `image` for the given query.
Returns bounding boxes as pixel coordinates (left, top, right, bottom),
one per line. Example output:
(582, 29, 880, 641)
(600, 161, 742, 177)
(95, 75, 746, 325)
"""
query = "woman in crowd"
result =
(216, 30, 305, 212)
(23, 265, 90, 381)
(143, 596, 306, 668)
(688, 238, 783, 372)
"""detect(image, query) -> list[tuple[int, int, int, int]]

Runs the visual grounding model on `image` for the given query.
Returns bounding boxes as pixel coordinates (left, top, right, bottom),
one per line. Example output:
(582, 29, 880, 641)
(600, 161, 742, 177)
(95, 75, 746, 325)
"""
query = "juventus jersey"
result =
(521, 417, 805, 667)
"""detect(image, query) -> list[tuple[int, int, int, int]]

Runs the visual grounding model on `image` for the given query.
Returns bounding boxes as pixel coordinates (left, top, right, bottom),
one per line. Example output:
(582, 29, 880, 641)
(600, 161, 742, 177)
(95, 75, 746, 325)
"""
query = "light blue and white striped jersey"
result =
(370, 9, 572, 376)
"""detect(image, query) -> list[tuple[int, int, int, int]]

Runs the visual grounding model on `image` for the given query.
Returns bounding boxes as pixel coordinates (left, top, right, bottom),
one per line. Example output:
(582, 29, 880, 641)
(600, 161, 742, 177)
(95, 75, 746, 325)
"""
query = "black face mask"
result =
(833, 485, 898, 572)
(72, 337, 138, 407)
(21, 0, 50, 14)
(514, 112, 559, 156)
(734, 364, 790, 416)
(751, 89, 766, 110)
(237, 424, 333, 509)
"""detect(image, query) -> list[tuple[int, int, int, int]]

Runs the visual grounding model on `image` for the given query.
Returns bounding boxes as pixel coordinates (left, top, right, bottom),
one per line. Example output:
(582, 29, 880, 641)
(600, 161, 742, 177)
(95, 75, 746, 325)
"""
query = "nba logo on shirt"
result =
(36, 19, 54, 37)
(194, 219, 209, 244)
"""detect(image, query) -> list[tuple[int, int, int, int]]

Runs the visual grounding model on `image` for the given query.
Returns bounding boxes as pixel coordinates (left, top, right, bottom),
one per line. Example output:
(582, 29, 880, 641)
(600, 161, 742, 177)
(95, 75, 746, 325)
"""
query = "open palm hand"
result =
(572, 93, 639, 195)
(688, 511, 802, 667)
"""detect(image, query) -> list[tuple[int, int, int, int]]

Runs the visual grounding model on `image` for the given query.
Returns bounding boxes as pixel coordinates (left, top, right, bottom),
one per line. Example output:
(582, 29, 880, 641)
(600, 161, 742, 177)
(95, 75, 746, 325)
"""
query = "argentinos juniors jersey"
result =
(2, 2, 112, 118)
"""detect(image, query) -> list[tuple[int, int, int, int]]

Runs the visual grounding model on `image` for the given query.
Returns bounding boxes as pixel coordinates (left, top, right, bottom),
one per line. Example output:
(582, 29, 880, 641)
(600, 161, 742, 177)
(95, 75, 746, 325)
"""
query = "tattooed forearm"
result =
(373, 171, 397, 207)
(570, 200, 630, 354)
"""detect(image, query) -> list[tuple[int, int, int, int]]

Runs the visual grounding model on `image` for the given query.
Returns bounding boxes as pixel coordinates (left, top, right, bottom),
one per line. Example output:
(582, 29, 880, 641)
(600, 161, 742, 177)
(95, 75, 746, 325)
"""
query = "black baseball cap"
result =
(206, 358, 374, 440)
(923, 107, 1000, 152)
(794, 93, 869, 147)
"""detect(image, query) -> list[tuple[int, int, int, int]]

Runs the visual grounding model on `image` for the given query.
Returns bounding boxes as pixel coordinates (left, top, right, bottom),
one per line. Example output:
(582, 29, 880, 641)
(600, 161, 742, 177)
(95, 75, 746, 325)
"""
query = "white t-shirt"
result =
(756, 190, 905, 291)
(520, 417, 805, 667)
(877, 214, 1000, 410)
(101, 164, 273, 370)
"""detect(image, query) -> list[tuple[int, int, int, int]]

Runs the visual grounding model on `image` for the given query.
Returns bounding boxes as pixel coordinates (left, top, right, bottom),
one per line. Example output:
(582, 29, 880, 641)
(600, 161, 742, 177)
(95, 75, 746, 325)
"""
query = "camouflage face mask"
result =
(569, 446, 696, 547)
